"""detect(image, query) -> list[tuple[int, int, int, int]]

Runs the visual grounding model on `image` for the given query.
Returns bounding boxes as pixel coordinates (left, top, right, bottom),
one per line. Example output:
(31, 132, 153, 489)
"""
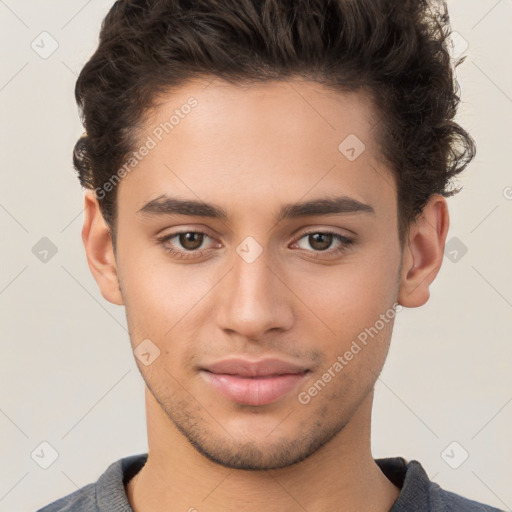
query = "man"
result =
(38, 0, 501, 510)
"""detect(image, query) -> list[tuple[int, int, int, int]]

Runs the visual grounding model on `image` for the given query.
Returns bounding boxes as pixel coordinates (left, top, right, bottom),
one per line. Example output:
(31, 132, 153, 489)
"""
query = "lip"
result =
(200, 358, 310, 406)
(203, 357, 309, 377)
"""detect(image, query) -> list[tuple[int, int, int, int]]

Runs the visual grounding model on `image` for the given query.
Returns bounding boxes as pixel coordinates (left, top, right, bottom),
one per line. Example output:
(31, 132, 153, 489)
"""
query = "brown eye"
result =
(157, 230, 219, 260)
(307, 233, 333, 251)
(178, 232, 205, 251)
(292, 230, 354, 260)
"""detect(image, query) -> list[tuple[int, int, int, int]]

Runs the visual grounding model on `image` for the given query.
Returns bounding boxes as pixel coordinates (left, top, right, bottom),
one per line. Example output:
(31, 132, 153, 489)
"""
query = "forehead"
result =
(117, 77, 396, 223)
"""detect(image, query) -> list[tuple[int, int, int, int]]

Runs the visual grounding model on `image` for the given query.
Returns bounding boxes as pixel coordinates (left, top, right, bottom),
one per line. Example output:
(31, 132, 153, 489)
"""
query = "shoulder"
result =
(35, 453, 148, 512)
(429, 481, 504, 512)
(376, 457, 504, 512)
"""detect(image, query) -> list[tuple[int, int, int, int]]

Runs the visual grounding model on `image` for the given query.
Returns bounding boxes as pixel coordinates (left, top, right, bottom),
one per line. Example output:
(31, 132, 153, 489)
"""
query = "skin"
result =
(82, 77, 449, 511)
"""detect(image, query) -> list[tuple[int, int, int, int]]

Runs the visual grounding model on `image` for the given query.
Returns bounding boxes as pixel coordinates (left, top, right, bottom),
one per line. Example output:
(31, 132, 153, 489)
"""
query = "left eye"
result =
(294, 231, 349, 252)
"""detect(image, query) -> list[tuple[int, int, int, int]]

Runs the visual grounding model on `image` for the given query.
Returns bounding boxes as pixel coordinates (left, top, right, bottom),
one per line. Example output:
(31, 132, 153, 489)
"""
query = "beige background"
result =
(0, 1, 511, 510)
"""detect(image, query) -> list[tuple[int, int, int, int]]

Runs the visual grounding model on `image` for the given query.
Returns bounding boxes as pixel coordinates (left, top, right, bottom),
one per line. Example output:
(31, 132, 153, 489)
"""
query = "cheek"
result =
(290, 249, 400, 340)
(296, 313, 395, 414)
(119, 257, 185, 335)
(286, 246, 401, 396)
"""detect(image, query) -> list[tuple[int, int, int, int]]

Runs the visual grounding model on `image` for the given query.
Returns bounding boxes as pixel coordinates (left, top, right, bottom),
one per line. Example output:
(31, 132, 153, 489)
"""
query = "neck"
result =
(126, 387, 400, 512)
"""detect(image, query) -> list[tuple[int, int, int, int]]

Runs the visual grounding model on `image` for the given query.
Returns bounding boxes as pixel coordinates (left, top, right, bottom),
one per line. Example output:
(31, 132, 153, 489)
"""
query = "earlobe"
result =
(397, 195, 450, 308)
(81, 190, 124, 306)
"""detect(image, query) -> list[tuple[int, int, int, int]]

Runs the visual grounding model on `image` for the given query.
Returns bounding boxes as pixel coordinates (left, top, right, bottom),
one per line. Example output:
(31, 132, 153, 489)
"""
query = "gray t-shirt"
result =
(36, 453, 503, 511)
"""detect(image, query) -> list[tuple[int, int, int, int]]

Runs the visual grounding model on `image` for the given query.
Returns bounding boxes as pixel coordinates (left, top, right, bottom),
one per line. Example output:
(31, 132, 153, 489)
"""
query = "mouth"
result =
(199, 358, 311, 406)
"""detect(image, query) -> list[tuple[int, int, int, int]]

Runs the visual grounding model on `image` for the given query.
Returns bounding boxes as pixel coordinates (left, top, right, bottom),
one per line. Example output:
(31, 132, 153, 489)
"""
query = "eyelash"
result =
(156, 229, 354, 261)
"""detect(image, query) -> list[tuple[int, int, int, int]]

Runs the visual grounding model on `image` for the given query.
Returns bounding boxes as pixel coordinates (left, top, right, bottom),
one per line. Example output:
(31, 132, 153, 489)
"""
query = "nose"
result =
(215, 244, 294, 341)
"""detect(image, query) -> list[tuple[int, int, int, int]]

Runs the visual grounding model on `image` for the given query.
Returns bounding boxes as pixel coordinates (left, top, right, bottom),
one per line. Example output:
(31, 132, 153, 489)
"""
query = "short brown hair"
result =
(73, 0, 476, 246)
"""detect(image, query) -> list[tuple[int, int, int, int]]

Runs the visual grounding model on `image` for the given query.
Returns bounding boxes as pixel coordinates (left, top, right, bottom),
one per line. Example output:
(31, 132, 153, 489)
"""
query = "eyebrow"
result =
(137, 194, 375, 222)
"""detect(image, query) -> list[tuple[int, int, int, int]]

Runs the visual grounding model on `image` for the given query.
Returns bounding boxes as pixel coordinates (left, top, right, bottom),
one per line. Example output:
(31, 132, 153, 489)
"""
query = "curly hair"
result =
(73, 0, 476, 247)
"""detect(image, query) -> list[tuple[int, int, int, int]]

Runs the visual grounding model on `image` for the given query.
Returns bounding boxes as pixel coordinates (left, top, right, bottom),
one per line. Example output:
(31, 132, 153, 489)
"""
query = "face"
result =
(112, 78, 404, 470)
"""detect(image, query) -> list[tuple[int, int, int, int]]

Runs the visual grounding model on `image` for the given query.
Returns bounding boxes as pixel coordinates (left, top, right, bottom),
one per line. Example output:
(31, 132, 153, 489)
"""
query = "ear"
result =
(397, 194, 450, 308)
(81, 190, 124, 305)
